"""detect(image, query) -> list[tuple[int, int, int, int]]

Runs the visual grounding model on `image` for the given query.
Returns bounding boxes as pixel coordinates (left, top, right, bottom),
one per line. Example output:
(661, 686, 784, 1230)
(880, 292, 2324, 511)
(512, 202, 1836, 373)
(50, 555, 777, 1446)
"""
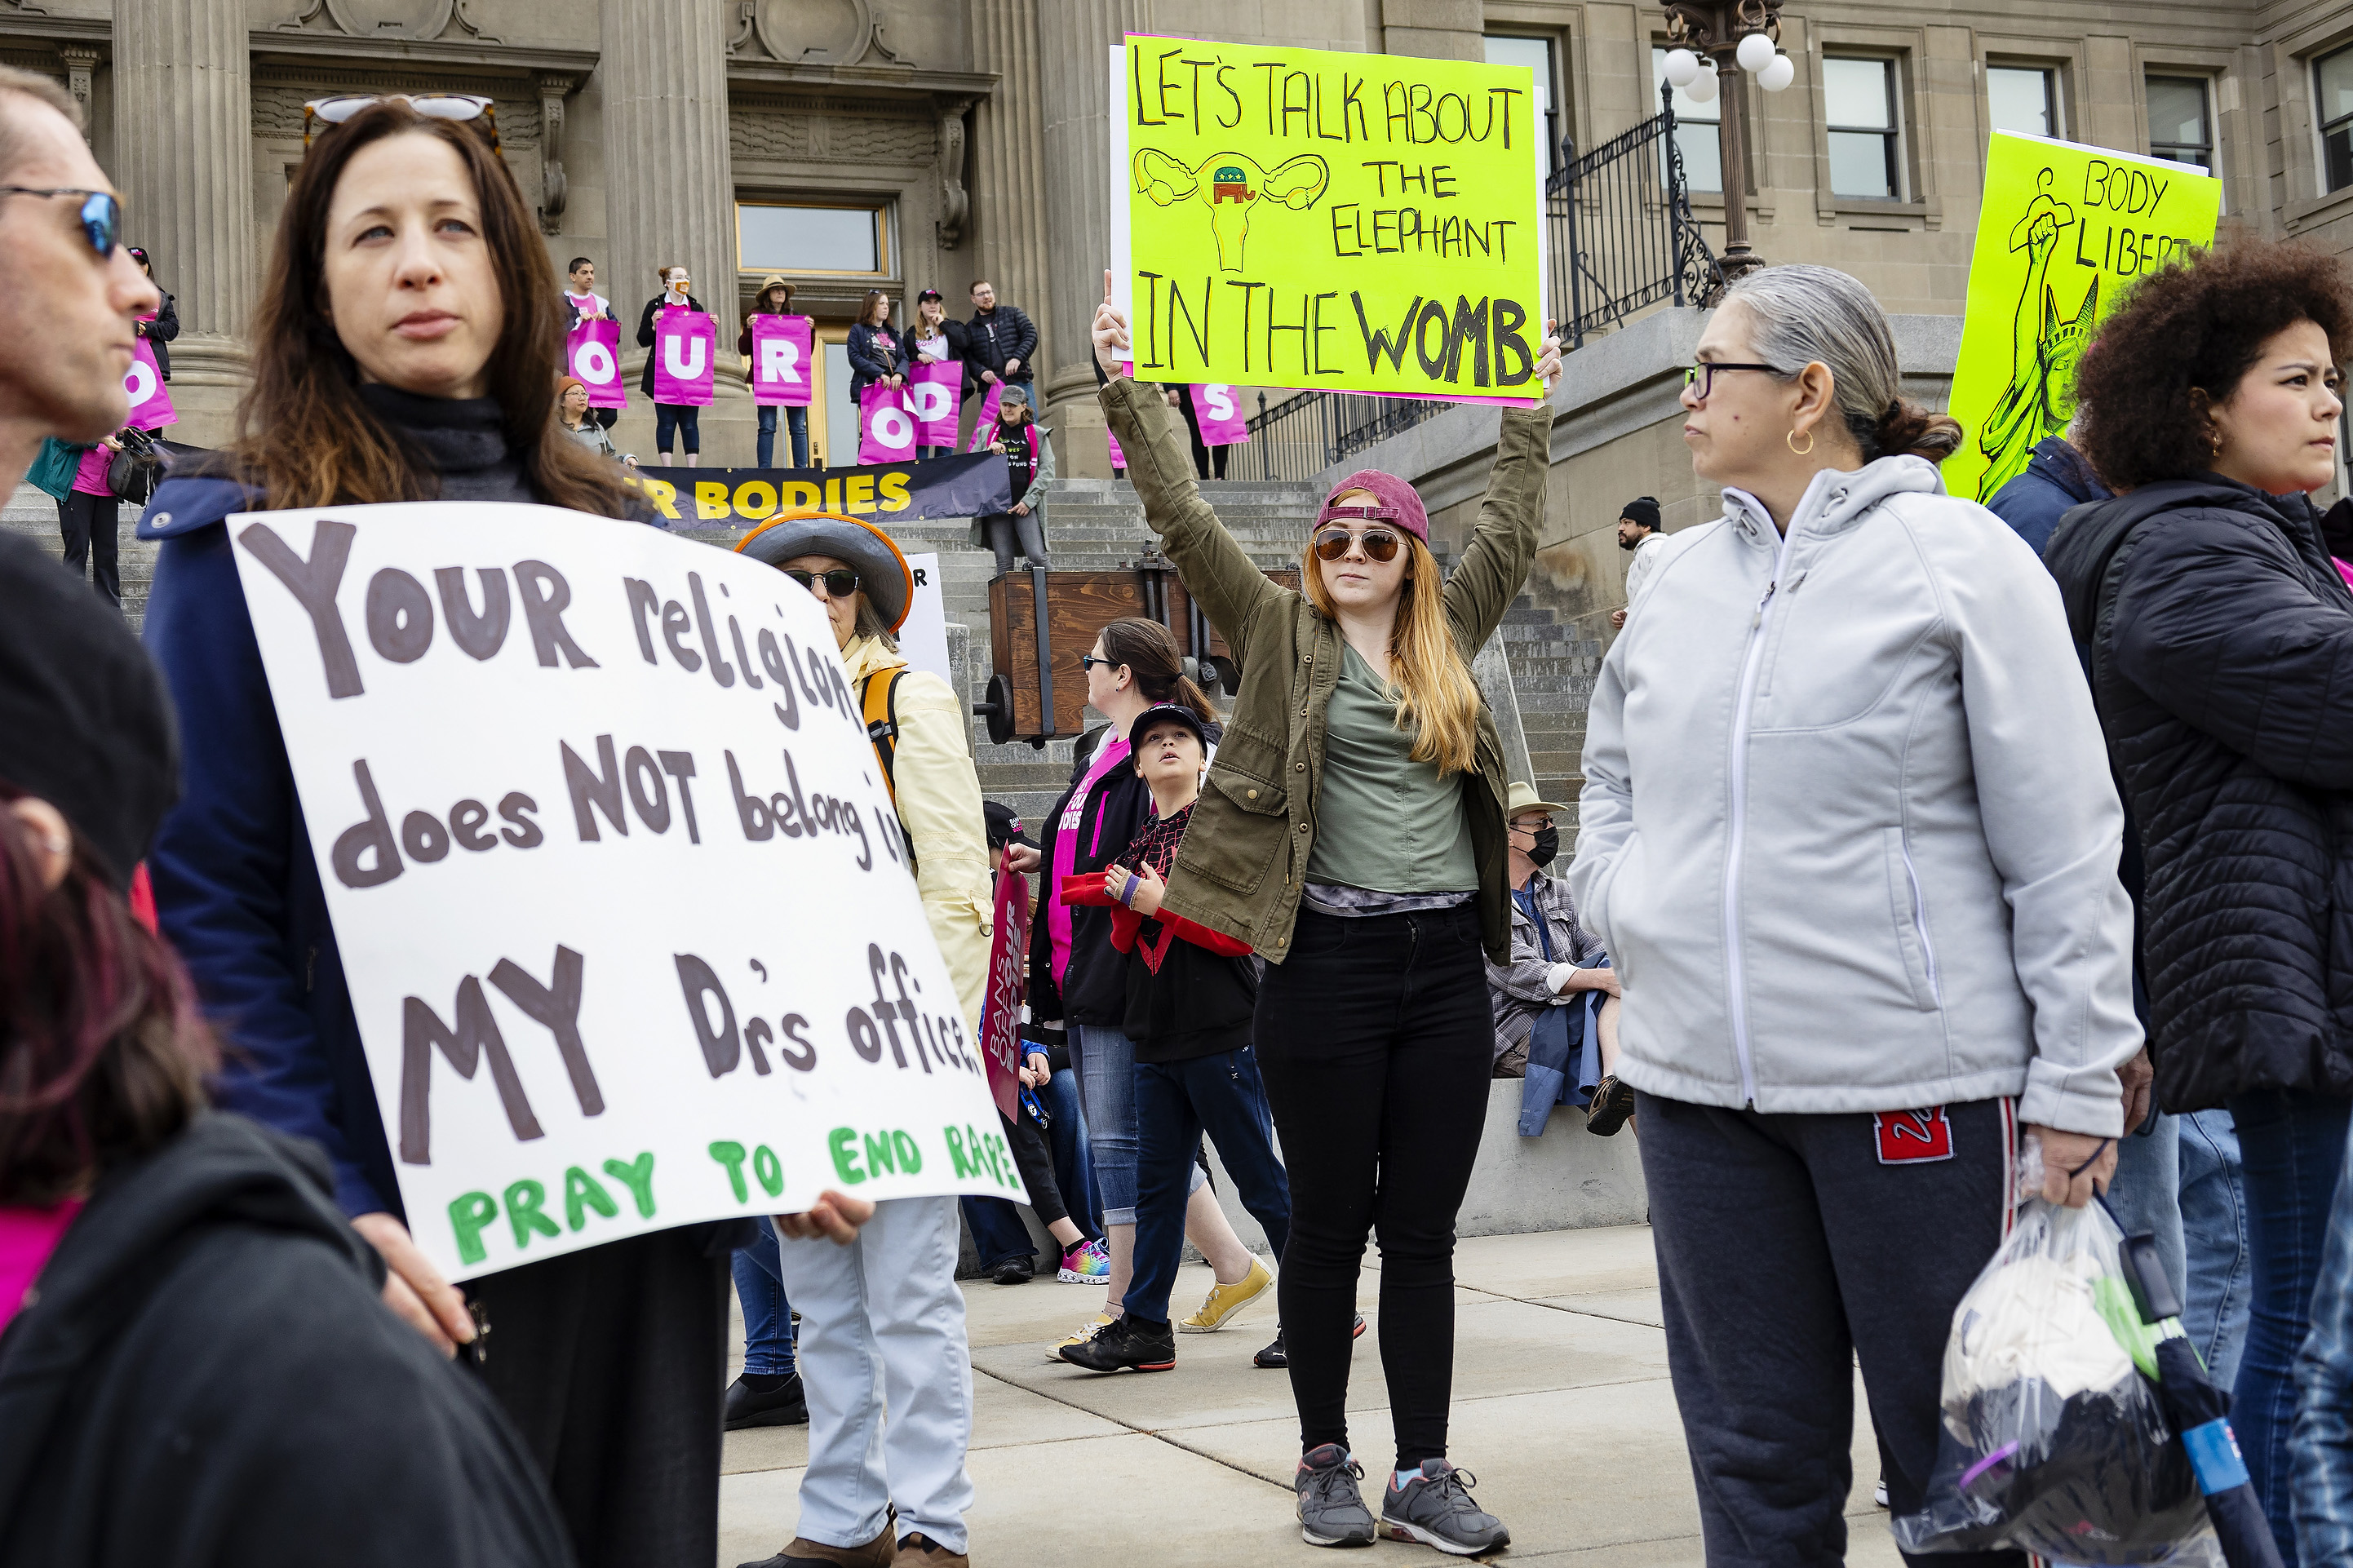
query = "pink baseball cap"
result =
(1319, 468, 1429, 543)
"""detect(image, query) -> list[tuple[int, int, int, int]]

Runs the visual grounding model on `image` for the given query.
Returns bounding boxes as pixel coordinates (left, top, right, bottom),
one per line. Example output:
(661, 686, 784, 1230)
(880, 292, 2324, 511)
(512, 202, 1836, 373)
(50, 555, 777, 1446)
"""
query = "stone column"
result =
(112, 0, 255, 447)
(971, 0, 1052, 353)
(599, 0, 750, 463)
(1035, 0, 1149, 475)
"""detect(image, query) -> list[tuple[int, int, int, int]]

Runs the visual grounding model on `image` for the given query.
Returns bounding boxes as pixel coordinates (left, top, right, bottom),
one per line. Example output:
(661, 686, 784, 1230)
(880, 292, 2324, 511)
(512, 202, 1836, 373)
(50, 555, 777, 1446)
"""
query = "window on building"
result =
(2318, 47, 2353, 193)
(1987, 65, 2058, 139)
(1824, 56, 1901, 199)
(1486, 35, 1562, 171)
(2146, 76, 2213, 172)
(738, 202, 891, 275)
(1652, 45, 1722, 194)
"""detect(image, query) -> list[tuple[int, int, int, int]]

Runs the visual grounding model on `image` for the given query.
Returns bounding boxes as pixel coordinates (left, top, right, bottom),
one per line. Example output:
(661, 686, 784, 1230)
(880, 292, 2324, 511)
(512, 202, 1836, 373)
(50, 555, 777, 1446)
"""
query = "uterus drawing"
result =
(1132, 150, 1332, 272)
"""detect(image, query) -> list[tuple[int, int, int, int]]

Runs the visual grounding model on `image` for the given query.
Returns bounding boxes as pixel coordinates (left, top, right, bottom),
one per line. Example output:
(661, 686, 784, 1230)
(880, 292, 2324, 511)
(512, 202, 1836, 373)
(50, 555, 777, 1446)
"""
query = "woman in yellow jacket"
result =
(733, 512, 989, 1568)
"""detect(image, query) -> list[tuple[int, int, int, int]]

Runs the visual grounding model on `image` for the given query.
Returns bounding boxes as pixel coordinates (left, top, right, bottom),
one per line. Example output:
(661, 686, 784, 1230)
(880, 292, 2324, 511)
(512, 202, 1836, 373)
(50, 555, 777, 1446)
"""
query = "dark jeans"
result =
(2229, 1086, 2352, 1566)
(465, 1228, 729, 1568)
(1253, 903, 1493, 1470)
(654, 402, 700, 456)
(982, 510, 1048, 576)
(56, 489, 120, 608)
(594, 406, 618, 431)
(962, 1193, 1035, 1270)
(730, 1216, 795, 1376)
(1126, 1045, 1292, 1323)
(756, 405, 809, 468)
(1637, 1092, 2023, 1568)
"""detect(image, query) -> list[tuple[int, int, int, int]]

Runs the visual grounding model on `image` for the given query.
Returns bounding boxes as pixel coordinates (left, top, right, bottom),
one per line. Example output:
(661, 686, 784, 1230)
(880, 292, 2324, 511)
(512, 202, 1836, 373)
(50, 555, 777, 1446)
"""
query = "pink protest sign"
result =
(909, 361, 960, 446)
(651, 308, 716, 405)
(859, 385, 919, 464)
(123, 334, 175, 427)
(752, 314, 814, 408)
(1107, 429, 1127, 469)
(964, 381, 1004, 453)
(1190, 383, 1251, 446)
(566, 317, 626, 410)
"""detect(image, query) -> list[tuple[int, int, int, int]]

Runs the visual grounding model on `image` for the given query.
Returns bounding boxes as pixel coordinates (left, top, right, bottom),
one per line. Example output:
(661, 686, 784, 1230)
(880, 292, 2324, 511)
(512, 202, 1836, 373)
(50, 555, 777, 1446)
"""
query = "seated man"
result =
(1488, 784, 1628, 1136)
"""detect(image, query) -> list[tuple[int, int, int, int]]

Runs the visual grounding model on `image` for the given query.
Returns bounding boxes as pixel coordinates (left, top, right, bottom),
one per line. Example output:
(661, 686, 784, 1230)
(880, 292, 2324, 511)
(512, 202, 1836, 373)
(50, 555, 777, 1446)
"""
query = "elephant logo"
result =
(1132, 149, 1331, 272)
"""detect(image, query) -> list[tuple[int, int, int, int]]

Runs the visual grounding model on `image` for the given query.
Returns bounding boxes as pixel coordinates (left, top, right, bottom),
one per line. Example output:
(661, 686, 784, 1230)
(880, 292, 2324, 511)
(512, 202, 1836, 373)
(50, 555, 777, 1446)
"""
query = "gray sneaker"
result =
(1296, 1443, 1376, 1548)
(1380, 1460, 1509, 1556)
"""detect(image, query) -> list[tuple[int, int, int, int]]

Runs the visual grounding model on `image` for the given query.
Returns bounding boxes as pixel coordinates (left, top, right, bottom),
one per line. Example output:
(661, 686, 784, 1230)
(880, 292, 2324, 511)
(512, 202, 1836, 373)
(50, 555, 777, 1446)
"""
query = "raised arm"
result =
(1442, 401, 1555, 658)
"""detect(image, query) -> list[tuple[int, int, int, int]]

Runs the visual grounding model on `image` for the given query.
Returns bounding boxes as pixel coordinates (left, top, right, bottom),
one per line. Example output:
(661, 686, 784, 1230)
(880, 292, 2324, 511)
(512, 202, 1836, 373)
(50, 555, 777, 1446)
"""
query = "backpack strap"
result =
(862, 667, 907, 807)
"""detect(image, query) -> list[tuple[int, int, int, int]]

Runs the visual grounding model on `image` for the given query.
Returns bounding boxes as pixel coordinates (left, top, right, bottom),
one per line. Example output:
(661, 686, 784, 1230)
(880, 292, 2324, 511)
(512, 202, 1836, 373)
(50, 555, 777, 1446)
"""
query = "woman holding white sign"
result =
(736, 510, 988, 1568)
(135, 97, 871, 1568)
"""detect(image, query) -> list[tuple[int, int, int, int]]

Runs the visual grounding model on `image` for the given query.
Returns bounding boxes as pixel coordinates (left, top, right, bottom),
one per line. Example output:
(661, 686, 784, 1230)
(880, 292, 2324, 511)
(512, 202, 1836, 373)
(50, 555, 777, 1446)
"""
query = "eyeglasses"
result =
(1079, 653, 1119, 672)
(1683, 362, 1785, 401)
(0, 188, 122, 258)
(302, 93, 500, 152)
(1509, 817, 1553, 835)
(1313, 527, 1404, 563)
(785, 567, 861, 598)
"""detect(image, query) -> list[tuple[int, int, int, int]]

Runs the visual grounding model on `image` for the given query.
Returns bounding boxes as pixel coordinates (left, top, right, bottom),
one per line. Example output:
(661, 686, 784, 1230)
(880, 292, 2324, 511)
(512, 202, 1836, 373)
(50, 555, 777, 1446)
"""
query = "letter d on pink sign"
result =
(909, 361, 960, 445)
(123, 335, 175, 427)
(753, 315, 815, 408)
(652, 308, 716, 406)
(567, 317, 626, 409)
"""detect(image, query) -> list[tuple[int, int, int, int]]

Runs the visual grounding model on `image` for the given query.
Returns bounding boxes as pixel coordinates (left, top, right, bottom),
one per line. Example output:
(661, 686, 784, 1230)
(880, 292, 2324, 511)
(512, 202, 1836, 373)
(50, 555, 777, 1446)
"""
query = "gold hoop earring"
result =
(1787, 427, 1815, 457)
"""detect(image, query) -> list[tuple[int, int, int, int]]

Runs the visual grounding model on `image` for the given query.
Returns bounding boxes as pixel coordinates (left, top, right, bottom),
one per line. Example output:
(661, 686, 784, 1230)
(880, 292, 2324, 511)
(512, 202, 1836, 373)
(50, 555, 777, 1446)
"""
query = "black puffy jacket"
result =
(2045, 476, 2353, 1110)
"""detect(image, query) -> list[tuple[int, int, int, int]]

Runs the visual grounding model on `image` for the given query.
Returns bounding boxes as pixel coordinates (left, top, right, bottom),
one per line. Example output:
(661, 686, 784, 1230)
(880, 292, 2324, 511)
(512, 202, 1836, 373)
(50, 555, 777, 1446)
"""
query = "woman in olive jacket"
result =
(1089, 272, 1562, 1555)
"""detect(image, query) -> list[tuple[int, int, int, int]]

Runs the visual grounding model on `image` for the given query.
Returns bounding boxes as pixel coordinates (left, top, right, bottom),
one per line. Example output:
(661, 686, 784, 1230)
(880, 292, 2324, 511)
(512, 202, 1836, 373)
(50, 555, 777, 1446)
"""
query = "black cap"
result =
(0, 534, 179, 889)
(984, 800, 1034, 851)
(1620, 496, 1662, 531)
(1128, 702, 1207, 750)
(916, 287, 945, 303)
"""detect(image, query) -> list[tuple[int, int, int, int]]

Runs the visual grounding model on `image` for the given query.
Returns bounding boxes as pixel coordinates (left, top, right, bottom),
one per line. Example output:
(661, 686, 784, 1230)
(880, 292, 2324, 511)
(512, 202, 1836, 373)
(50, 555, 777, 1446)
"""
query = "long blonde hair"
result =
(1301, 534, 1483, 775)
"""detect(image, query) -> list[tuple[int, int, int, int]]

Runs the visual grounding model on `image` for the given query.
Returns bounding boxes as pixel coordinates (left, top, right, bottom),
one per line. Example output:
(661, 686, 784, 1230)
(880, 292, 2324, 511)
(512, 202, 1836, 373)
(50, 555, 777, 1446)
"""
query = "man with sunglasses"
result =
(0, 66, 157, 498)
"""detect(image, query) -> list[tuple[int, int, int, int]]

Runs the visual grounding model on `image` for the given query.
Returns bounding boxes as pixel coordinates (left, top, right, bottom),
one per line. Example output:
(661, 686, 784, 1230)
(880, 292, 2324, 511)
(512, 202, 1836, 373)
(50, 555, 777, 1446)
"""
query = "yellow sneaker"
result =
(1048, 1312, 1114, 1362)
(1179, 1256, 1274, 1333)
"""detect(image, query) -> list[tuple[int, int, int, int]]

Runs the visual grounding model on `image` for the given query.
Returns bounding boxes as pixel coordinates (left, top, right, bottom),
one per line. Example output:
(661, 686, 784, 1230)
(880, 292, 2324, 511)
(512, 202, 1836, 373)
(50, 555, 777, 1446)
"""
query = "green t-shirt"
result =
(1305, 644, 1477, 894)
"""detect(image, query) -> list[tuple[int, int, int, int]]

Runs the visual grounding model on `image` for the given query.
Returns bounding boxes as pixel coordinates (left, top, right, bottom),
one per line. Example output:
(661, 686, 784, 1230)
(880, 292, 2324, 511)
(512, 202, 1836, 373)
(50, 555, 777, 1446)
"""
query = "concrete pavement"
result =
(719, 1224, 1905, 1566)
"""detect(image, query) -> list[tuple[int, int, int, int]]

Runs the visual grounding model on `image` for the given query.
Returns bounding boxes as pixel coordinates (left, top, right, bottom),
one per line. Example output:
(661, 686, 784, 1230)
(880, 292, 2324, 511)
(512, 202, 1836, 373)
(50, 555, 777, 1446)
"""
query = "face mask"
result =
(1527, 824, 1560, 866)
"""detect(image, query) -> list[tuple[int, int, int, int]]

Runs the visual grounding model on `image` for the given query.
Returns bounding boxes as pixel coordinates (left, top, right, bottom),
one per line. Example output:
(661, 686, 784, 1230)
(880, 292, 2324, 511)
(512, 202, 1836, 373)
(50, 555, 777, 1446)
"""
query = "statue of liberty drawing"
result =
(1975, 168, 2101, 501)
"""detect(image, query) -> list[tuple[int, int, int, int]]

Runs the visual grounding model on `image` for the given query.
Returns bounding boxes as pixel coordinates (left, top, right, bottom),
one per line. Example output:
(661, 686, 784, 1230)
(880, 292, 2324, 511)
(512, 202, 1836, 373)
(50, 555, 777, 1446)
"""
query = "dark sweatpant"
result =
(55, 489, 121, 608)
(1254, 903, 1494, 1470)
(1637, 1091, 2023, 1568)
(465, 1227, 730, 1568)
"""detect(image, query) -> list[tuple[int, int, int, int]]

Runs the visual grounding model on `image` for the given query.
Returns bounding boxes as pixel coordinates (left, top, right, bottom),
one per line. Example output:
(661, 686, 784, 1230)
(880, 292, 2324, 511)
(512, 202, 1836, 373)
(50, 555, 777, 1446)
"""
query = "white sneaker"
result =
(1048, 1312, 1114, 1362)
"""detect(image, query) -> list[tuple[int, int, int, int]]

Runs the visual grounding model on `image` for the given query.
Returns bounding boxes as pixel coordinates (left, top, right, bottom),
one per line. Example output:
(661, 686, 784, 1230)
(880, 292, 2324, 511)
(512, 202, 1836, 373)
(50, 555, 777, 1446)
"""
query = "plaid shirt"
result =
(1486, 870, 1607, 1064)
(2294, 1168, 2353, 1557)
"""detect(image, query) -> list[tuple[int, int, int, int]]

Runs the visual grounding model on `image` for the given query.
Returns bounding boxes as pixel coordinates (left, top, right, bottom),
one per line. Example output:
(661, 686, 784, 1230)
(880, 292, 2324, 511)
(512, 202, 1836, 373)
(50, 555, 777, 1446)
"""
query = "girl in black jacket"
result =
(636, 265, 705, 464)
(2048, 238, 2353, 1566)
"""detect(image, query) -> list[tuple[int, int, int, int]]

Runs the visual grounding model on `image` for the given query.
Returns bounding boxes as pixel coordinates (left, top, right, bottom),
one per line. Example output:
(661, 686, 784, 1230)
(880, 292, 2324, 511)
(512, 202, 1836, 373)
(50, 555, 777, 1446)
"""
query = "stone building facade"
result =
(4, 0, 2353, 472)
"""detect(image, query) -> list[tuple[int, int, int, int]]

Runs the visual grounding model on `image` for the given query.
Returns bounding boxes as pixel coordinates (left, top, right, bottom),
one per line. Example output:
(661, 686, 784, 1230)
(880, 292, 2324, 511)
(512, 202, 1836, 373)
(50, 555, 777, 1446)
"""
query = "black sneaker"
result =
(1058, 1313, 1176, 1372)
(1586, 1075, 1637, 1137)
(990, 1256, 1033, 1285)
(1380, 1460, 1509, 1556)
(1296, 1443, 1377, 1548)
(724, 1371, 809, 1430)
(1258, 1315, 1366, 1369)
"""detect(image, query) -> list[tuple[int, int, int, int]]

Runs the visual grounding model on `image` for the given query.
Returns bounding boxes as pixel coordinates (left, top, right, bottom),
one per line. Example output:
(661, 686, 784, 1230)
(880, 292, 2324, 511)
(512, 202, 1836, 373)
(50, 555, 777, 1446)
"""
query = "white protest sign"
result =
(897, 552, 953, 693)
(229, 503, 1023, 1281)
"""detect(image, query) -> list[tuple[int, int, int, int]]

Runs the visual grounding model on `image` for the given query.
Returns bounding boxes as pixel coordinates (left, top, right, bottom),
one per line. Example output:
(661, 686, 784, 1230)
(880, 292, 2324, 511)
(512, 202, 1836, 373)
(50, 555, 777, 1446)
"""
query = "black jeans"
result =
(653, 402, 700, 456)
(1637, 1092, 2023, 1568)
(55, 489, 120, 608)
(1126, 1044, 1292, 1322)
(1253, 903, 1493, 1470)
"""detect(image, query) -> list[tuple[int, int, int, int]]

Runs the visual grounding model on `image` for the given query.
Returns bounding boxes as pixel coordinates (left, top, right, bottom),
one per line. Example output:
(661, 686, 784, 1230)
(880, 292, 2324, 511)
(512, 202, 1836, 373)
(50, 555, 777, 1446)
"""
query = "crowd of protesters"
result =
(24, 47, 2353, 1568)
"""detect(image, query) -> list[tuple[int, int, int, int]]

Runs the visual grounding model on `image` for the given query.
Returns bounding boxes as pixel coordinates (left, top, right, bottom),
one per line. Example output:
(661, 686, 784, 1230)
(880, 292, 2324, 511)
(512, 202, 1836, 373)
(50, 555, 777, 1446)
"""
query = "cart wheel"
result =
(973, 673, 1017, 746)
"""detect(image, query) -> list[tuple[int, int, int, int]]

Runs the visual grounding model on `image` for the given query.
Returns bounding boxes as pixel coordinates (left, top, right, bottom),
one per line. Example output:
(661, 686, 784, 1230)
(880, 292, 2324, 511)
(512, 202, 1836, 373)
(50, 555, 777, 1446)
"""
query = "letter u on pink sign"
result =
(754, 315, 815, 408)
(653, 308, 716, 406)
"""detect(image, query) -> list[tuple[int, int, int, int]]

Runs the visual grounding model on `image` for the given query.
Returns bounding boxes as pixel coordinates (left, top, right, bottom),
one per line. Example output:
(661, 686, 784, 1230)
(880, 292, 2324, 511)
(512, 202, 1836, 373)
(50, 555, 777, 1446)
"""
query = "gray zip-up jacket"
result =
(1566, 457, 2139, 1136)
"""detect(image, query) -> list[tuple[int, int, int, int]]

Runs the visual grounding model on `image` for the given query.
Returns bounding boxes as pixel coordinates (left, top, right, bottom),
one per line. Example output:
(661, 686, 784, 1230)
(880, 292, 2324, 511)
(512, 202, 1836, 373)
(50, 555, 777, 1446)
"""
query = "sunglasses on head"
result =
(0, 188, 122, 259)
(785, 568, 861, 598)
(302, 93, 500, 152)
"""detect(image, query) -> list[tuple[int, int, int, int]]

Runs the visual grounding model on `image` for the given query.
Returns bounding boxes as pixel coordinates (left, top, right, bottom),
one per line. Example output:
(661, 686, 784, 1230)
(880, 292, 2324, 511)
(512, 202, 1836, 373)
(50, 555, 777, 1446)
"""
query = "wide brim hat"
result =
(1504, 781, 1566, 818)
(735, 510, 915, 632)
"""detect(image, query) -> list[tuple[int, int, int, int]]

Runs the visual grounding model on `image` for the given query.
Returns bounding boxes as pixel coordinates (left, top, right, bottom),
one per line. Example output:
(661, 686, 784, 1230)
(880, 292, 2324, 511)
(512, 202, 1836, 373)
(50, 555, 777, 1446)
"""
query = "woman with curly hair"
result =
(2046, 238, 2353, 1566)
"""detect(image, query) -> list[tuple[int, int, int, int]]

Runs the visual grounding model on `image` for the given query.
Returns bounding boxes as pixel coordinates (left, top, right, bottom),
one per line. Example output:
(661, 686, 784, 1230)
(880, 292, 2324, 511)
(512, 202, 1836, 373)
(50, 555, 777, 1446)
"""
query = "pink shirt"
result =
(1047, 735, 1132, 988)
(0, 1198, 83, 1333)
(70, 445, 112, 496)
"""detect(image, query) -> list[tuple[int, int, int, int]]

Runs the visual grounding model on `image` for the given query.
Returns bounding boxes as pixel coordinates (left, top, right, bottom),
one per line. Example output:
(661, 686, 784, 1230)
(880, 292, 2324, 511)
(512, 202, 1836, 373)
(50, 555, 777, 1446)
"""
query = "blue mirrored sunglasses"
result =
(0, 187, 122, 257)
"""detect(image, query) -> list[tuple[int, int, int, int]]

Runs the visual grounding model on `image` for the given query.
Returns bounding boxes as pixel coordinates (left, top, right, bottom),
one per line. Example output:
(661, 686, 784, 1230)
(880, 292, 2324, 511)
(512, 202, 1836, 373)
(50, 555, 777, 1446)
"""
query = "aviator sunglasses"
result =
(1312, 504, 1406, 563)
(303, 92, 501, 152)
(0, 188, 122, 258)
(786, 567, 862, 597)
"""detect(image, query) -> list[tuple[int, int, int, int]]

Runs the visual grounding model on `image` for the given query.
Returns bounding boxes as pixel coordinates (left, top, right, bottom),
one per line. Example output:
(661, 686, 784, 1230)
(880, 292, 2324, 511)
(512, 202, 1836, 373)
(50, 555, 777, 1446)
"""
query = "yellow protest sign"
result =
(1944, 132, 2221, 503)
(1110, 36, 1546, 405)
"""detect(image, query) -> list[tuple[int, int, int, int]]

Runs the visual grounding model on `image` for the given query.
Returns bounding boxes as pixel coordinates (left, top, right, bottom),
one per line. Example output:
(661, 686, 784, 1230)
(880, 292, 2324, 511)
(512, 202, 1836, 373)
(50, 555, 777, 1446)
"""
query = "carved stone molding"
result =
(273, 0, 501, 44)
(535, 73, 572, 234)
(935, 95, 973, 250)
(729, 0, 907, 68)
(55, 44, 96, 144)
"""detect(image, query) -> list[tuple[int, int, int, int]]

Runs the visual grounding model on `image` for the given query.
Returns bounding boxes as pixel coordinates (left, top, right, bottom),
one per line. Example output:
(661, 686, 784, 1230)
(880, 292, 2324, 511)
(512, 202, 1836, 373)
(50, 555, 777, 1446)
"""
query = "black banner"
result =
(628, 454, 1011, 528)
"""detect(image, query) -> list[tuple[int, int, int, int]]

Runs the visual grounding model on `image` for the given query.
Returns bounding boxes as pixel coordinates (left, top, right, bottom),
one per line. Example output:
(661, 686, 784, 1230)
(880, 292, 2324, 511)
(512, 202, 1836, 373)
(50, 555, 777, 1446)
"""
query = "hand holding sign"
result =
(1093, 268, 1132, 379)
(752, 315, 815, 409)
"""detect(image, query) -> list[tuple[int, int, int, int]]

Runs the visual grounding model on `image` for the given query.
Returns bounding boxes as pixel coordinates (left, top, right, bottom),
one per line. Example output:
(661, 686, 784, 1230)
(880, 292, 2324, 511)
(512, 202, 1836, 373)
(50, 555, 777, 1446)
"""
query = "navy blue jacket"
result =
(138, 475, 404, 1220)
(1986, 436, 2111, 557)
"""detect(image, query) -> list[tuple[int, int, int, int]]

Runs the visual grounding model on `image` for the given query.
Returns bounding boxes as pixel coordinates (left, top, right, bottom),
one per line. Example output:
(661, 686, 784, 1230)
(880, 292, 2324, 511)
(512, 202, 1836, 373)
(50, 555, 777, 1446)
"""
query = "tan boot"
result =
(891, 1533, 970, 1568)
(738, 1521, 897, 1568)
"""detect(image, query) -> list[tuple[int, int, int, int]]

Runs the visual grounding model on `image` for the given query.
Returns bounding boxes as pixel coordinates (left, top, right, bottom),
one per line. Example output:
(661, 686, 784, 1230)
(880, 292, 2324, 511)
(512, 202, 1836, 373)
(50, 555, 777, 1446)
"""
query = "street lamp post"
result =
(1660, 1, 1795, 291)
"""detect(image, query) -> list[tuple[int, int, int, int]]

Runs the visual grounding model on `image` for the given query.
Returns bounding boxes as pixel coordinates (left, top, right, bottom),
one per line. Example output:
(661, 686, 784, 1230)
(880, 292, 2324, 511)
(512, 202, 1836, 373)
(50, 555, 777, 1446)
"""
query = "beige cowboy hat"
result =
(1505, 782, 1567, 818)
